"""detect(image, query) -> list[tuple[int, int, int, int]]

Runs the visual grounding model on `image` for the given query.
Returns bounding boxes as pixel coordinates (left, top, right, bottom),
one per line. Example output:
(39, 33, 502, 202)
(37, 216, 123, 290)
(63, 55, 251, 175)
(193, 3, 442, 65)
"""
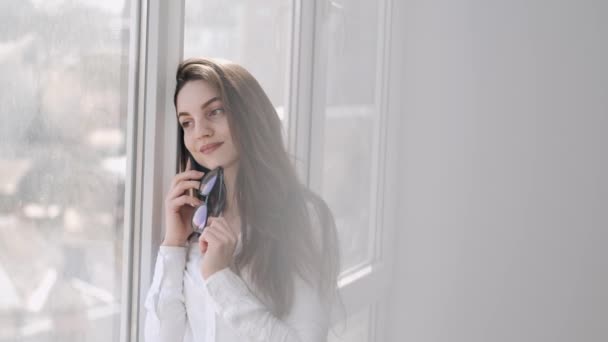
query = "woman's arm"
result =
(144, 246, 189, 342)
(204, 268, 330, 342)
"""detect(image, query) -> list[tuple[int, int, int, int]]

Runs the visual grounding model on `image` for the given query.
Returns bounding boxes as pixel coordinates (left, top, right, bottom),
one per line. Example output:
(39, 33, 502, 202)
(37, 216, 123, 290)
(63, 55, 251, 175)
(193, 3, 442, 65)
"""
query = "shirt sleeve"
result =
(204, 268, 330, 342)
(144, 246, 189, 342)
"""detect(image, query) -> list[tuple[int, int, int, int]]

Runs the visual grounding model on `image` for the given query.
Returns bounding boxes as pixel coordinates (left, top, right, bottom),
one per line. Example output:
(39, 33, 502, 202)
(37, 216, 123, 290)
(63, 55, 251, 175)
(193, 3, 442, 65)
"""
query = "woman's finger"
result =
(167, 180, 201, 200)
(207, 217, 237, 240)
(198, 232, 208, 253)
(167, 194, 202, 212)
(205, 222, 231, 244)
(170, 169, 205, 189)
(199, 227, 222, 252)
(206, 218, 236, 245)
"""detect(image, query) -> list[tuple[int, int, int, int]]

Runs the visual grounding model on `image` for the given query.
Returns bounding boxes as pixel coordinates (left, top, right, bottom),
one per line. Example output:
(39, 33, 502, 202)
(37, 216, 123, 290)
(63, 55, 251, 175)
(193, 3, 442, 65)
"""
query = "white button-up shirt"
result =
(144, 231, 330, 341)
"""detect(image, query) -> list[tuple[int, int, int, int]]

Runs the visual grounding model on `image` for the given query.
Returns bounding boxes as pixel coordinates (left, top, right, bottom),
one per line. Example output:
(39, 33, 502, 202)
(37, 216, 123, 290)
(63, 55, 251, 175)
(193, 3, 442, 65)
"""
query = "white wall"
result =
(387, 1, 608, 341)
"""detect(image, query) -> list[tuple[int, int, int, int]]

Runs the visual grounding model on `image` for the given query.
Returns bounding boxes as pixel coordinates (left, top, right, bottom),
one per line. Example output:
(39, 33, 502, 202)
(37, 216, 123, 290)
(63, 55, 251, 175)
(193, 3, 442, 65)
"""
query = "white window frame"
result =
(120, 1, 185, 341)
(303, 0, 402, 340)
(287, 0, 315, 182)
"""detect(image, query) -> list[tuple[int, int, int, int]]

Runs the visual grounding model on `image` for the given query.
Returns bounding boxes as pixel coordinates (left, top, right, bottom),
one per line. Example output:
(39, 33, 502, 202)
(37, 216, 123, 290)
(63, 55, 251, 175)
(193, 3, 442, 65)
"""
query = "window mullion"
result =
(306, 0, 330, 193)
(119, 0, 145, 340)
(288, 0, 318, 185)
(130, 1, 185, 341)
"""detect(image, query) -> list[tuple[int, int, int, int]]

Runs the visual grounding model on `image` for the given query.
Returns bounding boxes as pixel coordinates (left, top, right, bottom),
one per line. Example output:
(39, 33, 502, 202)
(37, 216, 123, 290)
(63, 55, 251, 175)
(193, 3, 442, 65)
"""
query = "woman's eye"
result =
(208, 108, 224, 117)
(180, 121, 191, 128)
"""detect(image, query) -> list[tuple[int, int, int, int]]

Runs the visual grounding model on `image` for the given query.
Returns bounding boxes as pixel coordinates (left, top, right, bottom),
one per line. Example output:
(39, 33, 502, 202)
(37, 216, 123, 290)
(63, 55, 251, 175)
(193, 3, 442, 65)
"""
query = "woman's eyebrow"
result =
(178, 97, 221, 118)
(201, 97, 221, 110)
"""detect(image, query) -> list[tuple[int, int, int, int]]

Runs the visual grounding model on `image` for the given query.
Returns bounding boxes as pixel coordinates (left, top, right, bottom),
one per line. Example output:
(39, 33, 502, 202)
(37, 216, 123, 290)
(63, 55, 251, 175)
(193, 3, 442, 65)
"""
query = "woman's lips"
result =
(200, 142, 223, 154)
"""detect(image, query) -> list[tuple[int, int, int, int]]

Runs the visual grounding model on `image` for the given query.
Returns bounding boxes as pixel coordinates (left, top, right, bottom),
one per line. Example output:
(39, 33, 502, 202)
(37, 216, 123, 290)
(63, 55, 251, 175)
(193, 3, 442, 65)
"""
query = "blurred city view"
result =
(1, 0, 381, 340)
(1, 1, 131, 340)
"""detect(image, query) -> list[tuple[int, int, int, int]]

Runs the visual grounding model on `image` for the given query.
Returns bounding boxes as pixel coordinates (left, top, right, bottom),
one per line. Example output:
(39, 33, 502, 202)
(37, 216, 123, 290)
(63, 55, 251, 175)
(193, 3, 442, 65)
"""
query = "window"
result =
(313, 0, 382, 272)
(184, 0, 294, 131)
(307, 0, 396, 340)
(0, 1, 135, 341)
(1, 1, 399, 341)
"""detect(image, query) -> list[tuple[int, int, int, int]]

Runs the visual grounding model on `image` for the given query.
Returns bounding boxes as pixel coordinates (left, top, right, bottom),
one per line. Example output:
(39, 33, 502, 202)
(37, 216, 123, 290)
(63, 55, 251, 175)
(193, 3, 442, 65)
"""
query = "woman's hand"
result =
(199, 216, 238, 279)
(163, 162, 205, 246)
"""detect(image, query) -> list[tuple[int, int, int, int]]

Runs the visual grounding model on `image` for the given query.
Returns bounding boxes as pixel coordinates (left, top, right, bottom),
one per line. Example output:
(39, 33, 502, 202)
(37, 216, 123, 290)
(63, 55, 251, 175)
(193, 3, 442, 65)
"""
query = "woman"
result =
(144, 58, 340, 341)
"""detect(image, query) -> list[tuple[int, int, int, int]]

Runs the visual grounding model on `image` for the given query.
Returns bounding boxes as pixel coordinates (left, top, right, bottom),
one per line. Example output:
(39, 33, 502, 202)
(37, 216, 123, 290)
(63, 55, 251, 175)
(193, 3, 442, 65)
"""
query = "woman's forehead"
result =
(177, 80, 222, 110)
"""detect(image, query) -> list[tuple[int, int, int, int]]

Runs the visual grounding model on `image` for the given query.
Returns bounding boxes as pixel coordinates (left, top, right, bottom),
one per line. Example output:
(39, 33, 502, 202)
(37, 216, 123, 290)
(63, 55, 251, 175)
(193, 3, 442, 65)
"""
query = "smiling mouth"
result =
(200, 142, 223, 154)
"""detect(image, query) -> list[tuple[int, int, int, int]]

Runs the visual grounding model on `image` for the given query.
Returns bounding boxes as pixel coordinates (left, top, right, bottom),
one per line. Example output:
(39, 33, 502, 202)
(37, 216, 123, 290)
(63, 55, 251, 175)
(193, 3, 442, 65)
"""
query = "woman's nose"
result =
(194, 119, 213, 138)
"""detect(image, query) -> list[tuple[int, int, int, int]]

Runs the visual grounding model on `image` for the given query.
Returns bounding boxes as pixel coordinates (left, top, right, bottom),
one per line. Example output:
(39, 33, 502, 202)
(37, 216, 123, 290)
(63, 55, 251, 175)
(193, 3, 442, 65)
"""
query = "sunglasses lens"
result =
(207, 175, 226, 216)
(211, 187, 226, 217)
(200, 172, 218, 196)
(192, 204, 208, 231)
(193, 167, 225, 230)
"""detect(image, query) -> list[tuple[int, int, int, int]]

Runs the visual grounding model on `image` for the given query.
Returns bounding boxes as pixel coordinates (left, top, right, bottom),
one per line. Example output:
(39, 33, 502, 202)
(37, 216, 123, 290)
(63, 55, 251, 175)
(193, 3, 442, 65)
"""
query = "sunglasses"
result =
(189, 167, 226, 240)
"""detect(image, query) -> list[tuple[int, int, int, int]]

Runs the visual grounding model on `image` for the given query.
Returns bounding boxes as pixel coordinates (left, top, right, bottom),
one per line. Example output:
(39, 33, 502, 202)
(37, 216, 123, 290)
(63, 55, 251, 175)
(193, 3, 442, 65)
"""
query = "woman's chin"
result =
(199, 162, 217, 170)
(192, 155, 237, 171)
(191, 157, 214, 170)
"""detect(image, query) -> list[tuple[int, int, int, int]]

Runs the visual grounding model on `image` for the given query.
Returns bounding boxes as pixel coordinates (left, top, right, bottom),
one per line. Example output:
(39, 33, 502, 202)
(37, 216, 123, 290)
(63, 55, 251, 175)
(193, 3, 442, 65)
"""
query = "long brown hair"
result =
(174, 58, 340, 318)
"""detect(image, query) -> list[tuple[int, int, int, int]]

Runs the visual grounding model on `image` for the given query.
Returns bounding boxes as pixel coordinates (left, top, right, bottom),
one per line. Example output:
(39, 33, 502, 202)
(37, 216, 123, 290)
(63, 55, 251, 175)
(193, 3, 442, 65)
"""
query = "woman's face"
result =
(176, 80, 239, 171)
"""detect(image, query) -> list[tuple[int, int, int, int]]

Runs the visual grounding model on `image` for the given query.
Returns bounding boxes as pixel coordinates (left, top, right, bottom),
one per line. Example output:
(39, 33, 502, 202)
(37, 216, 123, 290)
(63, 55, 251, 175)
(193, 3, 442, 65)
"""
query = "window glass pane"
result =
(320, 0, 381, 271)
(0, 1, 132, 341)
(183, 0, 294, 128)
